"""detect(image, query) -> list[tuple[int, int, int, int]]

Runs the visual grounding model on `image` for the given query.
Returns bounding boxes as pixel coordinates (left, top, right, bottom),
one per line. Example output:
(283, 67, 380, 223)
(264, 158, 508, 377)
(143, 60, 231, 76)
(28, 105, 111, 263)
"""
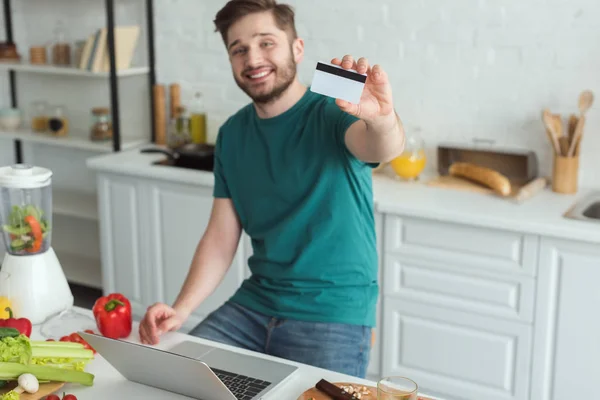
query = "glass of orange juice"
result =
(377, 376, 418, 399)
(389, 128, 426, 181)
(0, 271, 12, 318)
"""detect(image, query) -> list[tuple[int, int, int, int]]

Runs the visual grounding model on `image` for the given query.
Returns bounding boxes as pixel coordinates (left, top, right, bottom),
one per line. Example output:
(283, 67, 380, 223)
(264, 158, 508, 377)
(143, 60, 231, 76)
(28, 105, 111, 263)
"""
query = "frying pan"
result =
(141, 143, 215, 171)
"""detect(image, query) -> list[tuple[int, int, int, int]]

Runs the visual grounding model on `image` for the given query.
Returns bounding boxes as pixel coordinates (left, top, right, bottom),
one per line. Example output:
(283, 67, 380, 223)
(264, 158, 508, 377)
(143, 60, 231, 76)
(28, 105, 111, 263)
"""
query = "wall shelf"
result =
(2, 0, 157, 156)
(0, 61, 150, 78)
(0, 129, 147, 153)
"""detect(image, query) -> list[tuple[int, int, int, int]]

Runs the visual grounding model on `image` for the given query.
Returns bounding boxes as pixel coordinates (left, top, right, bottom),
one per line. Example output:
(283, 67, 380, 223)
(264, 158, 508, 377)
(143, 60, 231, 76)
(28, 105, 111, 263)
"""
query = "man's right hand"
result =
(138, 303, 187, 345)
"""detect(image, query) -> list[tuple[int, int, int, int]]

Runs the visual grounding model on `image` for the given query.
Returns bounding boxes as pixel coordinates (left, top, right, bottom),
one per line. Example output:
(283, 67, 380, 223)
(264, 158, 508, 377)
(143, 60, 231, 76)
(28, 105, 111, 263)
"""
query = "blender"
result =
(0, 164, 73, 324)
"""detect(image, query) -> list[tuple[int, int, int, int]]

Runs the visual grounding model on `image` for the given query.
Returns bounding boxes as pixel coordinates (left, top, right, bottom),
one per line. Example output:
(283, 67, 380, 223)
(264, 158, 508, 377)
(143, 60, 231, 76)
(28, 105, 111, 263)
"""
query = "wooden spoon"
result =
(558, 136, 569, 156)
(567, 113, 578, 144)
(567, 91, 594, 157)
(550, 113, 563, 139)
(542, 109, 560, 155)
(567, 114, 586, 157)
(579, 90, 594, 115)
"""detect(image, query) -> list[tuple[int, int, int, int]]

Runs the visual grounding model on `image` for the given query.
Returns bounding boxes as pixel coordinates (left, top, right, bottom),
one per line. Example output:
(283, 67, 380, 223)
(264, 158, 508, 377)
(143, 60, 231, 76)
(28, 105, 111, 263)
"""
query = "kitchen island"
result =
(86, 146, 600, 400)
(32, 307, 438, 400)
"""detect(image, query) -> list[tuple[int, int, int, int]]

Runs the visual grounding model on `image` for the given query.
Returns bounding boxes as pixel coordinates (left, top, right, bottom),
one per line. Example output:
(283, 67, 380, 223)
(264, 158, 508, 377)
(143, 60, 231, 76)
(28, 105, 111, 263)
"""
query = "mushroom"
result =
(14, 373, 39, 394)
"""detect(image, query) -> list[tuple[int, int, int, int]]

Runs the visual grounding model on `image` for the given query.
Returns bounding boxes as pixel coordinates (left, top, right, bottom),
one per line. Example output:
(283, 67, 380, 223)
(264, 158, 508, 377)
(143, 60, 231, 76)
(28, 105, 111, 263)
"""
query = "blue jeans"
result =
(188, 301, 372, 378)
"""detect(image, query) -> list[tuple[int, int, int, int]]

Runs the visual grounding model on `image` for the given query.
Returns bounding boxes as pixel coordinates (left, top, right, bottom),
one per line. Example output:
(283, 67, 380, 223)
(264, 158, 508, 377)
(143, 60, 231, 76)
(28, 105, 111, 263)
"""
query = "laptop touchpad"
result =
(168, 341, 216, 360)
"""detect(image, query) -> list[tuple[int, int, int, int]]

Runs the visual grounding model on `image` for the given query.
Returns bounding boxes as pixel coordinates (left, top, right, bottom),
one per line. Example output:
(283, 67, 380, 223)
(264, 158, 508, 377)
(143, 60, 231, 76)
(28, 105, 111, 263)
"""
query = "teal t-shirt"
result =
(213, 88, 379, 327)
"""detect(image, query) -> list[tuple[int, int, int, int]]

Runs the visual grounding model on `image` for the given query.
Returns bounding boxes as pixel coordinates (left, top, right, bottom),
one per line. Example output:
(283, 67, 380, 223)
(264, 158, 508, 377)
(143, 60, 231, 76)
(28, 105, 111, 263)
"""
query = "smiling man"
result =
(138, 0, 405, 378)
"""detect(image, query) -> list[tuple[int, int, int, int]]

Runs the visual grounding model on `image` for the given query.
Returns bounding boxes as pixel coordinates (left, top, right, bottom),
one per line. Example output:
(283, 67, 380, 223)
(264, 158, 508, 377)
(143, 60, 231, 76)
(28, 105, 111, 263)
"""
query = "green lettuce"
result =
(0, 335, 31, 364)
(0, 390, 18, 400)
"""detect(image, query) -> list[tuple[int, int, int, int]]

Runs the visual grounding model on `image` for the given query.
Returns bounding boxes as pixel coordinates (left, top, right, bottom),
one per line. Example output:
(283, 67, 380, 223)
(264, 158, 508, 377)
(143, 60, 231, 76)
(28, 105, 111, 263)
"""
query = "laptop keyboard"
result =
(211, 367, 272, 400)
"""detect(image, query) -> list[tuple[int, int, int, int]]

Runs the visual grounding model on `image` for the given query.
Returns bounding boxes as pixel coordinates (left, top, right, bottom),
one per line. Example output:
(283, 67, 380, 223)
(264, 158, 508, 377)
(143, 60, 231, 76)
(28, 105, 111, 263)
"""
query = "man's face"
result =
(226, 11, 303, 104)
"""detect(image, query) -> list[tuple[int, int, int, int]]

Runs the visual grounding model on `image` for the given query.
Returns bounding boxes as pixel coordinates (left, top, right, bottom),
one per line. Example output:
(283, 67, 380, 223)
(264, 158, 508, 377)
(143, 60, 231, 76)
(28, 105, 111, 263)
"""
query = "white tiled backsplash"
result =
(3, 0, 599, 186)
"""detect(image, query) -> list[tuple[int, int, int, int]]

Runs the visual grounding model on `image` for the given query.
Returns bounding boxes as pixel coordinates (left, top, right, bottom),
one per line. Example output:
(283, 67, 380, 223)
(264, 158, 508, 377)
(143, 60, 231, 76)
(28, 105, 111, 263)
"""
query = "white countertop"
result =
(86, 144, 216, 187)
(87, 146, 600, 244)
(31, 307, 438, 399)
(372, 170, 600, 244)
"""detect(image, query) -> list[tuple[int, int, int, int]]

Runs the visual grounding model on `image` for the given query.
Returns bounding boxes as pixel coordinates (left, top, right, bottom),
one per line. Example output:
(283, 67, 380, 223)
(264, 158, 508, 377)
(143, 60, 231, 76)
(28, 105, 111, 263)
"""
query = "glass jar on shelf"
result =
(389, 126, 427, 181)
(73, 40, 87, 68)
(47, 105, 69, 136)
(30, 100, 49, 133)
(51, 21, 71, 66)
(90, 107, 112, 141)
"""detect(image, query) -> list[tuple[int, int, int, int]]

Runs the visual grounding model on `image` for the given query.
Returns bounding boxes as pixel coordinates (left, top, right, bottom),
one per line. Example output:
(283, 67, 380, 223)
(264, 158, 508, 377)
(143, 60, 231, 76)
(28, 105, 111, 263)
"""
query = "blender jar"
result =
(0, 164, 52, 256)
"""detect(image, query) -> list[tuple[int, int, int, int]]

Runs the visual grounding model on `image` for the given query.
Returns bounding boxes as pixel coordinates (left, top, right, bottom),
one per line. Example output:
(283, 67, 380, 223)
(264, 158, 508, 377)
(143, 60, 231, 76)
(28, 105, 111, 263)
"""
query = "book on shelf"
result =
(79, 25, 140, 73)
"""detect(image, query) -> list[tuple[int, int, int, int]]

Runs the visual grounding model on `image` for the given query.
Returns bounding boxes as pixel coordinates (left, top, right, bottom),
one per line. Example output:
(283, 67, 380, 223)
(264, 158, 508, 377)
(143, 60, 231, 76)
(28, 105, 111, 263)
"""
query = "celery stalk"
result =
(29, 341, 94, 372)
(31, 344, 94, 360)
(30, 341, 84, 348)
(0, 362, 94, 386)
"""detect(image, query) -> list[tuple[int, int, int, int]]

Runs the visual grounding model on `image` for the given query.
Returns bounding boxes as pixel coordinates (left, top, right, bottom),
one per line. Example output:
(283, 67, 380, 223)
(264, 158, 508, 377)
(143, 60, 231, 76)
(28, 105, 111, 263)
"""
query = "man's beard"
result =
(235, 53, 297, 104)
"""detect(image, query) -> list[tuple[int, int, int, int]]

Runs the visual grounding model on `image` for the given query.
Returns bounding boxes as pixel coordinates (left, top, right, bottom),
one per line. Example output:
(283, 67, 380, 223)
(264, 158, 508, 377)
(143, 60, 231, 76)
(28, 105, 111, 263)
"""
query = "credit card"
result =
(310, 61, 367, 104)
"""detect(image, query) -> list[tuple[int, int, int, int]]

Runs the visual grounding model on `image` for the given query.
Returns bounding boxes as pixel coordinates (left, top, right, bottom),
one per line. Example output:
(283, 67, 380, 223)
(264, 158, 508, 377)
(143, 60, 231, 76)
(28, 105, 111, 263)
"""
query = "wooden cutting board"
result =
(297, 381, 435, 400)
(297, 382, 377, 400)
(426, 175, 548, 203)
(0, 381, 64, 399)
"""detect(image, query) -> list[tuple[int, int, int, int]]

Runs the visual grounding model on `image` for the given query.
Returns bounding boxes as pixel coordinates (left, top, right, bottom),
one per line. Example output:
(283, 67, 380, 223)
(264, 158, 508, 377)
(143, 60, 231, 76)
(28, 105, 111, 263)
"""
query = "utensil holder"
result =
(552, 155, 579, 194)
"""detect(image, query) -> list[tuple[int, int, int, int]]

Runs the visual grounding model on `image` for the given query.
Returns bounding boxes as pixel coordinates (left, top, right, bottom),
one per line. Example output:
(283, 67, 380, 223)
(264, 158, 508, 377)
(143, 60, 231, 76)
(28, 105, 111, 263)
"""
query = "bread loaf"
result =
(449, 162, 512, 196)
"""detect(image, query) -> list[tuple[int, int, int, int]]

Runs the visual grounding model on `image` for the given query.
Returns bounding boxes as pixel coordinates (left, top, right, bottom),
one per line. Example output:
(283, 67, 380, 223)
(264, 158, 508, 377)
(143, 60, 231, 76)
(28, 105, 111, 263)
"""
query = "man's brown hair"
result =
(214, 0, 298, 46)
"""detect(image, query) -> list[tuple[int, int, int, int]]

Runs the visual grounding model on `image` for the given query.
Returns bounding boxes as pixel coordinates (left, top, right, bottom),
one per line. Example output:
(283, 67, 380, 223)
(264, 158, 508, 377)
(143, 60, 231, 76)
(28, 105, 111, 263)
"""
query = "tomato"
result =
(46, 338, 55, 341)
(62, 395, 78, 400)
(68, 333, 82, 342)
(56, 332, 96, 354)
(84, 329, 95, 334)
(45, 395, 60, 400)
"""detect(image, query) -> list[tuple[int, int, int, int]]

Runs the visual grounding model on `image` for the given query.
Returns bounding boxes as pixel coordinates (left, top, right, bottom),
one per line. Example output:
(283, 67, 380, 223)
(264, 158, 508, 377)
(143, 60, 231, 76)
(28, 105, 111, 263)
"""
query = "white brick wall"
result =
(3, 0, 600, 186)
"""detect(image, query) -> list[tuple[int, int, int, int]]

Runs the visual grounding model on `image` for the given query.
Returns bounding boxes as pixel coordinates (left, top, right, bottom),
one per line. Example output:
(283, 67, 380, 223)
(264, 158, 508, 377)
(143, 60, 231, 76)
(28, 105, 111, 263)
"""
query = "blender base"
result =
(1, 247, 74, 324)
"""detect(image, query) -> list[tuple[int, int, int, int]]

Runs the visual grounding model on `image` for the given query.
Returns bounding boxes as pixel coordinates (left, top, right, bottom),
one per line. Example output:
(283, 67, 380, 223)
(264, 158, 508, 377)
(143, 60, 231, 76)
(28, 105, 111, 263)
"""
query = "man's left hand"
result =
(330, 55, 395, 123)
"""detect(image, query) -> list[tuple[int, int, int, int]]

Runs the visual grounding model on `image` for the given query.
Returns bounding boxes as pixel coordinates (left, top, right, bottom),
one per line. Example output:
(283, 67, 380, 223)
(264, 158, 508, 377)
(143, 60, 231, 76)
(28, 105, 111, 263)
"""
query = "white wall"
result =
(3, 0, 600, 187)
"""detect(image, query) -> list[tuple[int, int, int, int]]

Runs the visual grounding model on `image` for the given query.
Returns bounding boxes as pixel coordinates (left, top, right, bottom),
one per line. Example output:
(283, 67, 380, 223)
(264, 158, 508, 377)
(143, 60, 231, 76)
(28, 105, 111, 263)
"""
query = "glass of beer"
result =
(377, 376, 418, 400)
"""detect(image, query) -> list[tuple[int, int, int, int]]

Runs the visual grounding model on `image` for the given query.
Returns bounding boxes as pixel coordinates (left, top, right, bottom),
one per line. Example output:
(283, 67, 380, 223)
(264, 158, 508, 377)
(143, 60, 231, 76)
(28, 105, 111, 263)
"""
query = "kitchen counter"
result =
(372, 170, 600, 244)
(86, 144, 216, 187)
(87, 146, 600, 244)
(31, 307, 439, 399)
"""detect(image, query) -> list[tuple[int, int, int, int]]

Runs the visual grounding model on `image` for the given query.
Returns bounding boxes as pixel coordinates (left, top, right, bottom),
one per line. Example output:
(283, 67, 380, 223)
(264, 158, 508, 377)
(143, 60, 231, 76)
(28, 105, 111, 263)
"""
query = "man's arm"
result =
(330, 55, 406, 164)
(344, 112, 405, 164)
(171, 197, 242, 320)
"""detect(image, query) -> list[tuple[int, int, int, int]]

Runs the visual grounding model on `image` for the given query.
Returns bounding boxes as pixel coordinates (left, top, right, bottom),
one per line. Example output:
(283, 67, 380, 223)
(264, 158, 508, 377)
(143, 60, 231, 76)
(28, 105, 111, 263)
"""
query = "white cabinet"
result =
(384, 215, 539, 276)
(531, 237, 600, 399)
(146, 180, 246, 331)
(94, 167, 600, 399)
(381, 215, 537, 400)
(96, 173, 246, 328)
(96, 173, 150, 319)
(366, 211, 384, 380)
(383, 298, 532, 400)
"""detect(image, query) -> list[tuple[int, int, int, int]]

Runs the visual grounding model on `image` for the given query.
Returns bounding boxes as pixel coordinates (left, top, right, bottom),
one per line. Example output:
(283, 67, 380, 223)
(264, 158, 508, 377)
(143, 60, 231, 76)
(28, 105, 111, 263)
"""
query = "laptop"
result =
(79, 332, 298, 400)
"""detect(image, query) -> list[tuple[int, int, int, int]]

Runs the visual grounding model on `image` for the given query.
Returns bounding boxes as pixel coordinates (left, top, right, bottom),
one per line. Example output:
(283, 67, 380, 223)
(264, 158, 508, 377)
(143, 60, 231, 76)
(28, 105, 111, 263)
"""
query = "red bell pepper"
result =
(23, 215, 43, 253)
(0, 307, 32, 337)
(93, 293, 132, 339)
